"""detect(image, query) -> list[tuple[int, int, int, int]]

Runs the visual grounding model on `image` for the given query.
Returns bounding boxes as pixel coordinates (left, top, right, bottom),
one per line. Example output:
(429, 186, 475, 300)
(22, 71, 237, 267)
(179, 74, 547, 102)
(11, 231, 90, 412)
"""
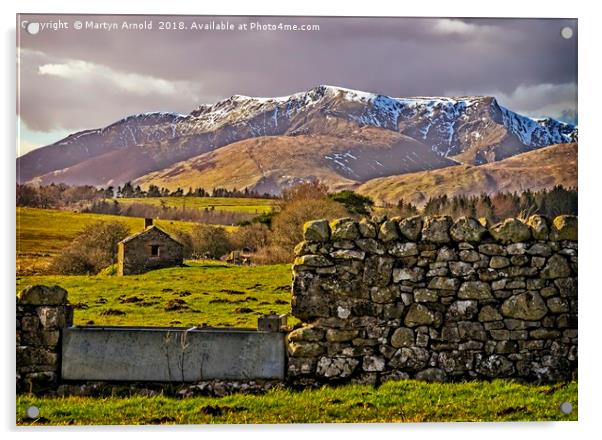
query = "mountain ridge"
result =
(18, 85, 577, 191)
(357, 142, 578, 207)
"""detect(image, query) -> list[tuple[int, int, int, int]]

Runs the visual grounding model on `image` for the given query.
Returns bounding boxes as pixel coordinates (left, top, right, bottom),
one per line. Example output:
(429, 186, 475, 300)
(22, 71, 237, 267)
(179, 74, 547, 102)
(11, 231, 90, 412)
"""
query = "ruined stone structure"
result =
(117, 220, 183, 275)
(16, 285, 73, 393)
(289, 215, 577, 385)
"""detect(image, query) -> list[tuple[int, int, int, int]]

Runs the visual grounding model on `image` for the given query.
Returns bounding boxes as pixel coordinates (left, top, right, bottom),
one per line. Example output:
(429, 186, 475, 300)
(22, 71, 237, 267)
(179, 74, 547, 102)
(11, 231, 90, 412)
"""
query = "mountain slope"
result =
(356, 143, 578, 206)
(134, 127, 456, 194)
(18, 85, 577, 188)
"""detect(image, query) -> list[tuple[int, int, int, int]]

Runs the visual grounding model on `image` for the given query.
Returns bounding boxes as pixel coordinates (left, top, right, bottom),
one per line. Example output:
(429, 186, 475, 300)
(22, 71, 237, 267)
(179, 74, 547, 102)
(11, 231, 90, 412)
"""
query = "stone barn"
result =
(117, 219, 184, 276)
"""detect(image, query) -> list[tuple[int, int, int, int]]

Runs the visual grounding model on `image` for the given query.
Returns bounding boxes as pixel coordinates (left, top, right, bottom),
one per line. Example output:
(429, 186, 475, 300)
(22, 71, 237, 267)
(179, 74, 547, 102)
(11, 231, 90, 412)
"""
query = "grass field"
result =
(16, 207, 208, 255)
(115, 196, 277, 214)
(16, 260, 293, 328)
(16, 207, 235, 275)
(16, 380, 577, 425)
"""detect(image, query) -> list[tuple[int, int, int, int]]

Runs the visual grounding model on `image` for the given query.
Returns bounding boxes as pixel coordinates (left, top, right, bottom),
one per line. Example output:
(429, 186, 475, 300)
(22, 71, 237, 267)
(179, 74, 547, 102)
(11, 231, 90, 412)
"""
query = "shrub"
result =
(271, 198, 348, 251)
(49, 221, 130, 275)
(230, 224, 271, 251)
(281, 181, 329, 203)
(171, 230, 196, 259)
(251, 245, 293, 265)
(188, 224, 234, 259)
(328, 190, 374, 216)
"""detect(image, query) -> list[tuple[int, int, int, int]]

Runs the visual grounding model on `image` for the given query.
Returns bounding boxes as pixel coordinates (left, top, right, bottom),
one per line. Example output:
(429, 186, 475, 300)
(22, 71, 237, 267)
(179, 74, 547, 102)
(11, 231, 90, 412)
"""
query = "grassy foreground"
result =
(16, 260, 293, 328)
(16, 380, 577, 425)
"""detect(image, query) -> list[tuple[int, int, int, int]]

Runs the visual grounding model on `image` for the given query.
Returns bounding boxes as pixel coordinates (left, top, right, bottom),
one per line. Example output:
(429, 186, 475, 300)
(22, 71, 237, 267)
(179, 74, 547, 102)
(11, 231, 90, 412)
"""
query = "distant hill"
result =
(134, 127, 456, 194)
(356, 143, 578, 206)
(18, 85, 576, 194)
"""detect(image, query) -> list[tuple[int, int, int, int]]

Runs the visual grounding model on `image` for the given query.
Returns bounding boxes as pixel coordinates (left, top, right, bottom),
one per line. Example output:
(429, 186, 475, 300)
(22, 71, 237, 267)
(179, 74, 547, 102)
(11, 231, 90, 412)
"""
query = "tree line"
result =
(16, 182, 277, 209)
(44, 181, 577, 275)
(388, 185, 577, 224)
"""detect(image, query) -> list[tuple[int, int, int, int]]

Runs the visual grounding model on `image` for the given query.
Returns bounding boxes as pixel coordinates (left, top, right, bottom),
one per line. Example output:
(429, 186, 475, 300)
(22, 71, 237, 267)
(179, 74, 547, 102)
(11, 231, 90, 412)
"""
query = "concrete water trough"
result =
(61, 326, 286, 382)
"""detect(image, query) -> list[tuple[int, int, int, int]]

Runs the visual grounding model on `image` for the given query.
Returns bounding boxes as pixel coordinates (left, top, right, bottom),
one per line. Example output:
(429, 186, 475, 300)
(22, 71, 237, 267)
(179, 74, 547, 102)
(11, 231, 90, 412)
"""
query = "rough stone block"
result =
(18, 285, 67, 305)
(541, 254, 571, 279)
(404, 304, 441, 327)
(330, 218, 360, 241)
(422, 216, 452, 244)
(391, 327, 414, 348)
(489, 218, 531, 243)
(446, 300, 478, 321)
(458, 281, 492, 300)
(550, 215, 577, 241)
(501, 292, 548, 320)
(398, 216, 423, 241)
(316, 357, 359, 378)
(527, 215, 550, 240)
(378, 220, 400, 242)
(450, 217, 487, 242)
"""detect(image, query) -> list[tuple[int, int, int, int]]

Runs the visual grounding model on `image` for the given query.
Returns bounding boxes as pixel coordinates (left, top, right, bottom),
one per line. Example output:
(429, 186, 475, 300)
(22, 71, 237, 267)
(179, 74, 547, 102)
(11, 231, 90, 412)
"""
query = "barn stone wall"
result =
(118, 227, 183, 275)
(16, 285, 73, 393)
(288, 215, 577, 385)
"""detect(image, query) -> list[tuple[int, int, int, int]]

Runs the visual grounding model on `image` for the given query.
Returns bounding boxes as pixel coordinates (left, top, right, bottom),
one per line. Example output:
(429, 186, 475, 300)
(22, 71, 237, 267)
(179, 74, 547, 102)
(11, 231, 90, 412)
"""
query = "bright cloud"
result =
(39, 59, 202, 98)
(433, 19, 480, 35)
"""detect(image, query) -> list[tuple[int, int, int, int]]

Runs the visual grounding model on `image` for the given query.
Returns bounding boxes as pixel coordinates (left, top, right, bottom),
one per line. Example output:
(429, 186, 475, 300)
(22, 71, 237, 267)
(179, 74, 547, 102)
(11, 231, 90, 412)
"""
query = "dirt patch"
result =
(119, 296, 144, 304)
(148, 416, 176, 424)
(164, 299, 189, 311)
(99, 309, 126, 316)
(209, 298, 244, 304)
(72, 302, 89, 310)
(174, 290, 192, 297)
(136, 301, 159, 307)
(220, 289, 245, 295)
(199, 405, 246, 416)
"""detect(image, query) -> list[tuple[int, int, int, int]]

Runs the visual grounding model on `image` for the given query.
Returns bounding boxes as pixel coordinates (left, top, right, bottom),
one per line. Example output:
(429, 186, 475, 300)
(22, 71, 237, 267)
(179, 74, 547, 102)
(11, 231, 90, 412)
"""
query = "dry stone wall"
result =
(288, 215, 577, 385)
(16, 285, 73, 393)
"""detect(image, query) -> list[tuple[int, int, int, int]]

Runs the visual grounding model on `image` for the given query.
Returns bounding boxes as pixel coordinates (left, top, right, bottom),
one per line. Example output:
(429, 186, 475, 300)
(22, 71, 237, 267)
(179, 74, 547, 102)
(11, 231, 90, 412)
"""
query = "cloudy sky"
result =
(17, 15, 577, 156)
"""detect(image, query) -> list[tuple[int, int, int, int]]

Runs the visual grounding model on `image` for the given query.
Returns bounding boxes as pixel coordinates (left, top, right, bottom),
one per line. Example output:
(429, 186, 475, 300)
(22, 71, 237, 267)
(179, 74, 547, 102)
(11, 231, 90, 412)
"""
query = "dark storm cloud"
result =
(17, 15, 577, 140)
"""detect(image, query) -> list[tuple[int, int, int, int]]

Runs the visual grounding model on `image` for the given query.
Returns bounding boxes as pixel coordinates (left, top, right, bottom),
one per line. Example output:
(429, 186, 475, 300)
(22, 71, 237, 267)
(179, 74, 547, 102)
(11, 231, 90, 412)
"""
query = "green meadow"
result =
(16, 380, 577, 425)
(16, 207, 234, 275)
(16, 260, 293, 328)
(115, 196, 276, 214)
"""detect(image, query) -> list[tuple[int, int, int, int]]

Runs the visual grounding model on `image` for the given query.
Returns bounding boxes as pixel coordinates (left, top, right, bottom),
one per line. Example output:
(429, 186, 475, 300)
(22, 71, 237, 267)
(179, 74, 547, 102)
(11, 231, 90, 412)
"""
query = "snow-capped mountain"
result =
(17, 85, 577, 189)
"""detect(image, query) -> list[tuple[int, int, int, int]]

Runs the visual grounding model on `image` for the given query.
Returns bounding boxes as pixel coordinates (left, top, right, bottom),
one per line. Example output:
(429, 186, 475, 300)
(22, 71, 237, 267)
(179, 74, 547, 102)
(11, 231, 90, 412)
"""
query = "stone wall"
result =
(288, 215, 577, 385)
(16, 285, 73, 394)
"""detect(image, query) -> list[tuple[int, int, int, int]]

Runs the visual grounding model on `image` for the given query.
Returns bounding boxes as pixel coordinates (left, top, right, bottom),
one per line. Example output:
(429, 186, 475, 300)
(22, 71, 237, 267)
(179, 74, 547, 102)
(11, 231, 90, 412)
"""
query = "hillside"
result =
(357, 143, 578, 206)
(134, 127, 456, 194)
(18, 85, 576, 191)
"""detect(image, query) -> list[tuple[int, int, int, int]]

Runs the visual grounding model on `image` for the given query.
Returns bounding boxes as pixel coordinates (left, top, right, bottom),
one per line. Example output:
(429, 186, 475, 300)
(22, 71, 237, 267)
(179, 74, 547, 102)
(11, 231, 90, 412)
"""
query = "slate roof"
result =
(119, 225, 182, 246)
